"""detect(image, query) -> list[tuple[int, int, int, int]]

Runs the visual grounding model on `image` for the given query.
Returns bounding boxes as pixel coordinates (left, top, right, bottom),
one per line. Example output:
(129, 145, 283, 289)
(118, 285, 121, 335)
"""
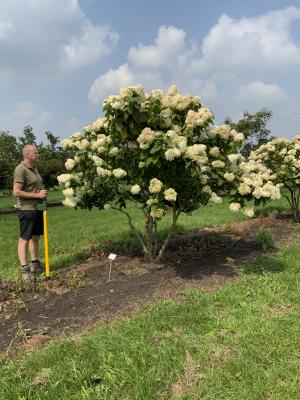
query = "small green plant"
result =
(66, 270, 86, 288)
(256, 226, 277, 252)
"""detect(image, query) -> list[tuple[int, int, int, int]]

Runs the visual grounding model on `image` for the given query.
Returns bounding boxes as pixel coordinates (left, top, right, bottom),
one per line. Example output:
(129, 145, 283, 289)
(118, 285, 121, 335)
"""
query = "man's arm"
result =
(13, 182, 48, 199)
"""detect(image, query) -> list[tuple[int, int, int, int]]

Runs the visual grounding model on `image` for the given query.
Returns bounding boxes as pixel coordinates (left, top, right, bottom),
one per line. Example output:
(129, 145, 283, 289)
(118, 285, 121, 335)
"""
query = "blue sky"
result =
(1, 0, 300, 142)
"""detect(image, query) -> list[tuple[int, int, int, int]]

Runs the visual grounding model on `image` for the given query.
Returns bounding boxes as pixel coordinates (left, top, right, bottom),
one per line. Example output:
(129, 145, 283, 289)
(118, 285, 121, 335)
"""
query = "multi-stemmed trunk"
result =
(283, 186, 300, 222)
(113, 205, 181, 263)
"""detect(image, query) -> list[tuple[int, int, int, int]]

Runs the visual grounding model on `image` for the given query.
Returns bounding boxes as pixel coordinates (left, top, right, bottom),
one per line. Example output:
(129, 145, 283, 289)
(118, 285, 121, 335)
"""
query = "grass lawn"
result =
(0, 241, 299, 399)
(0, 197, 289, 281)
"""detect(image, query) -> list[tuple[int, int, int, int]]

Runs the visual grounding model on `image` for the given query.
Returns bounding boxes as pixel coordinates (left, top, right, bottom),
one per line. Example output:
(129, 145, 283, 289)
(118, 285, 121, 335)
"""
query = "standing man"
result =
(13, 145, 48, 281)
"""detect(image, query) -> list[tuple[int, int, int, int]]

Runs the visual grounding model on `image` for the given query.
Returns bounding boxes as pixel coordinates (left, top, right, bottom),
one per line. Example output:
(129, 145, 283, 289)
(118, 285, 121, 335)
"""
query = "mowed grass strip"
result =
(0, 197, 289, 280)
(0, 243, 299, 399)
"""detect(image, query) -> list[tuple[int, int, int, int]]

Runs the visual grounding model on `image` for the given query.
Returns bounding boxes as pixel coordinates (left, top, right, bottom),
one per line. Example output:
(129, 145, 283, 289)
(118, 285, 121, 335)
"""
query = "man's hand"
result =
(37, 190, 48, 199)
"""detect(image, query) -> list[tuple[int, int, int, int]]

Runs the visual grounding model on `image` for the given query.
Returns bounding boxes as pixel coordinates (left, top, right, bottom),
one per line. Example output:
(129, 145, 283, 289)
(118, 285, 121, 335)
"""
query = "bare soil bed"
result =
(0, 213, 298, 354)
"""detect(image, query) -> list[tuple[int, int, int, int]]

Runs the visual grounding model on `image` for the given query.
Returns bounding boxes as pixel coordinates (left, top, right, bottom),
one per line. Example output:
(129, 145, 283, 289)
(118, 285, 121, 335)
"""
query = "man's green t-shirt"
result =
(13, 161, 44, 210)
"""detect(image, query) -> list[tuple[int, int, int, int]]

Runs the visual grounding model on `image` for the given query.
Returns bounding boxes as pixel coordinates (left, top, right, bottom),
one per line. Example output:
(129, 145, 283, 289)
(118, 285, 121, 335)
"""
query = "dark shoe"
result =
(22, 266, 36, 282)
(30, 260, 44, 275)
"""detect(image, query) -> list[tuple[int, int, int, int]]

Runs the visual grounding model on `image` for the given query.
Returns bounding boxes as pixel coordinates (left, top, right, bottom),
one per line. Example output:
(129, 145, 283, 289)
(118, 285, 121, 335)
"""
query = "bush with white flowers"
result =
(58, 85, 273, 262)
(227, 157, 281, 218)
(247, 136, 300, 220)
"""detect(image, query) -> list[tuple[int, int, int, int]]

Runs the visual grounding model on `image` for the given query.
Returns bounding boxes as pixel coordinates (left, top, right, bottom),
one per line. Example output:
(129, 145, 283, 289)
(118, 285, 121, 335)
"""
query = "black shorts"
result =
(17, 210, 44, 240)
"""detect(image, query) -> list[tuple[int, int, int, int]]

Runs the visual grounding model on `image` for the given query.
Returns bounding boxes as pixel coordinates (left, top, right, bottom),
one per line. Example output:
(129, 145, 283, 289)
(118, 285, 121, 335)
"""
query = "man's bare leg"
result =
(18, 238, 29, 266)
(29, 235, 40, 261)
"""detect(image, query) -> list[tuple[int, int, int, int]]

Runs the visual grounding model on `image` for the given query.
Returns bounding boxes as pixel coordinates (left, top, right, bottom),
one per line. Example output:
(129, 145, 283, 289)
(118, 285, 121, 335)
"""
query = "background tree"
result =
(224, 109, 274, 158)
(38, 131, 72, 189)
(18, 125, 37, 146)
(0, 131, 21, 193)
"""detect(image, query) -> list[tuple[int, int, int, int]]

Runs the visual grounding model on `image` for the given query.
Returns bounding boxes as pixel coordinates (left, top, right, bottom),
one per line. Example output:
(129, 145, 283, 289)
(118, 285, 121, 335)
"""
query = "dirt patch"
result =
(204, 345, 236, 369)
(265, 304, 297, 317)
(0, 215, 298, 354)
(171, 351, 197, 397)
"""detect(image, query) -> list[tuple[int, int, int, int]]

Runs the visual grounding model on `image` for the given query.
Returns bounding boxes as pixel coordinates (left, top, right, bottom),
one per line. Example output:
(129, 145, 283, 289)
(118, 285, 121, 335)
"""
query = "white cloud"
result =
(0, 20, 15, 40)
(0, 102, 53, 137)
(0, 0, 119, 78)
(65, 117, 82, 133)
(128, 26, 188, 69)
(89, 64, 134, 105)
(199, 7, 300, 73)
(237, 81, 287, 105)
(62, 23, 119, 69)
(89, 26, 213, 104)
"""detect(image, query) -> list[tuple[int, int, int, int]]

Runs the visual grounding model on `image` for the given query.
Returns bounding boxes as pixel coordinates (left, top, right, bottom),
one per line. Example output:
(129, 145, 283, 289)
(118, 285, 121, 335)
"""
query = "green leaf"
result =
(150, 142, 162, 154)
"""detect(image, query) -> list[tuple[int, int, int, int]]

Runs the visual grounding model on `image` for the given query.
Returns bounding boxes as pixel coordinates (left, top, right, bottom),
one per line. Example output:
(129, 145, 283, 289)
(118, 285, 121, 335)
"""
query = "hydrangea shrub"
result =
(249, 136, 300, 220)
(57, 85, 278, 262)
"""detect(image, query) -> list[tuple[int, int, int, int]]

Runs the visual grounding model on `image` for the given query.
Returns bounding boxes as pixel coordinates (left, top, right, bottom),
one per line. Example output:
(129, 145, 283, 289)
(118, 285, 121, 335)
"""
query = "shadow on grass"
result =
(242, 255, 287, 275)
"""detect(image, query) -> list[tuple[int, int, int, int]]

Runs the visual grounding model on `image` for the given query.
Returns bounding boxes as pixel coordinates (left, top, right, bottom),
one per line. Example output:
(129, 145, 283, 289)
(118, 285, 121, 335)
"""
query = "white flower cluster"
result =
(137, 127, 157, 149)
(211, 124, 244, 142)
(96, 167, 111, 177)
(147, 198, 158, 206)
(149, 89, 164, 100)
(227, 153, 244, 163)
(209, 146, 220, 157)
(103, 95, 125, 111)
(229, 203, 254, 217)
(164, 130, 187, 161)
(233, 159, 281, 203)
(112, 168, 127, 178)
(57, 174, 80, 207)
(149, 178, 163, 193)
(224, 172, 235, 182)
(164, 188, 177, 202)
(57, 174, 74, 185)
(165, 148, 181, 161)
(65, 159, 76, 170)
(119, 84, 145, 101)
(61, 127, 112, 156)
(91, 134, 110, 151)
(211, 160, 225, 169)
(109, 147, 120, 156)
(209, 192, 222, 204)
(185, 144, 208, 165)
(229, 202, 241, 212)
(166, 130, 187, 151)
(161, 85, 200, 111)
(185, 107, 214, 128)
(84, 117, 108, 133)
(90, 155, 103, 167)
(131, 184, 141, 195)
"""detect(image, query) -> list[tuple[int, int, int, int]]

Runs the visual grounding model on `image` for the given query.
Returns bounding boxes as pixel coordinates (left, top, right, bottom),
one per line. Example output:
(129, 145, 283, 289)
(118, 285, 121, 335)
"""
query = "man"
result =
(13, 145, 48, 281)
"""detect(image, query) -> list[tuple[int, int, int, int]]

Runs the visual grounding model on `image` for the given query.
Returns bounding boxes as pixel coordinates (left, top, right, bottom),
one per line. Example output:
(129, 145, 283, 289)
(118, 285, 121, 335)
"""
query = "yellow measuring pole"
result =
(43, 209, 50, 277)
